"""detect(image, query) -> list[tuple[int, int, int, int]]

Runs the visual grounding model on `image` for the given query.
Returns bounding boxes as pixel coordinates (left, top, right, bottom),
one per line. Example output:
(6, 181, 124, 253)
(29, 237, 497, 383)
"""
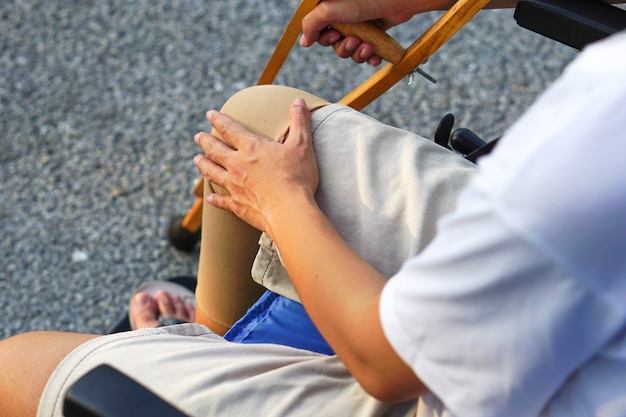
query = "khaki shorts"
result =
(194, 86, 476, 331)
(249, 94, 477, 301)
(39, 86, 475, 416)
(38, 324, 417, 416)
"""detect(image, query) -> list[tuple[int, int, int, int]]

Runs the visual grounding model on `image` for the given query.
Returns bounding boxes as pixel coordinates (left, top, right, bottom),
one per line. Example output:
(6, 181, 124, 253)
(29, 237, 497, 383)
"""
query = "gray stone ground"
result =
(0, 0, 576, 339)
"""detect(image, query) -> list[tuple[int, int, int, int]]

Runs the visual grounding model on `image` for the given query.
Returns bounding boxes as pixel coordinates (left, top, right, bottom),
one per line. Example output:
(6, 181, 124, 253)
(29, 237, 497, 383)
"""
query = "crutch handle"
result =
(330, 22, 406, 64)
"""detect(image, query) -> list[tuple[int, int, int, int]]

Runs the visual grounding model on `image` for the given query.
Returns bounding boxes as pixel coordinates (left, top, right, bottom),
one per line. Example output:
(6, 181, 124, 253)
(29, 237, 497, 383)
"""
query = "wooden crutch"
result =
(167, 0, 490, 251)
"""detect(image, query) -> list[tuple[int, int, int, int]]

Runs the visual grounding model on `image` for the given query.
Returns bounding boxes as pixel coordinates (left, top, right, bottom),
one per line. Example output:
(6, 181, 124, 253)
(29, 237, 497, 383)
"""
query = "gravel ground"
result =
(0, 0, 577, 339)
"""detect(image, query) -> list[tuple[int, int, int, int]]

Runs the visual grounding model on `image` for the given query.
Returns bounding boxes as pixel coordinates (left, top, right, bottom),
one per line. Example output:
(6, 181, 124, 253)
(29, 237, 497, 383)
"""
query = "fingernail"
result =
(134, 293, 150, 306)
(327, 32, 341, 44)
(360, 46, 374, 60)
(292, 98, 306, 107)
(156, 291, 170, 304)
(193, 155, 202, 165)
(345, 38, 358, 52)
(368, 56, 382, 67)
(194, 133, 200, 144)
(206, 110, 214, 121)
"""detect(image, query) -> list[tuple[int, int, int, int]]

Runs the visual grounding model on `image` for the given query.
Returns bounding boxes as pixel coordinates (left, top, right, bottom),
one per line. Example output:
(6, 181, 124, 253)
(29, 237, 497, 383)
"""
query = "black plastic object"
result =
(434, 113, 455, 149)
(450, 128, 487, 155)
(167, 214, 201, 252)
(465, 138, 500, 164)
(64, 365, 191, 417)
(514, 0, 626, 50)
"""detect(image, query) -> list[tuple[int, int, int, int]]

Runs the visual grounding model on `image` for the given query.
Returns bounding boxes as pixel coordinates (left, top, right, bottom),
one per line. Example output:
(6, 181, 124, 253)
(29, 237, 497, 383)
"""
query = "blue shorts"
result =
(224, 290, 334, 355)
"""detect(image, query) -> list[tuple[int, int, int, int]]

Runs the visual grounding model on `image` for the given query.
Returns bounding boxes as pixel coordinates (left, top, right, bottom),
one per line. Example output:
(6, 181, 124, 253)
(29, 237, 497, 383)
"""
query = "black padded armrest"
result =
(514, 0, 626, 49)
(63, 365, 191, 417)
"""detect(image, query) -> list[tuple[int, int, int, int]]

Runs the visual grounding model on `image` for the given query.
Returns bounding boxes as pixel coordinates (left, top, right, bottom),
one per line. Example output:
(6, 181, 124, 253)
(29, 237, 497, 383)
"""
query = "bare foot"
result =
(130, 291, 195, 329)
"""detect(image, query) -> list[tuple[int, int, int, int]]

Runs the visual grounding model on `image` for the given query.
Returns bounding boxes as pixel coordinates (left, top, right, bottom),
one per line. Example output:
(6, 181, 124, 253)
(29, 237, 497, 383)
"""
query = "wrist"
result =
(263, 187, 320, 241)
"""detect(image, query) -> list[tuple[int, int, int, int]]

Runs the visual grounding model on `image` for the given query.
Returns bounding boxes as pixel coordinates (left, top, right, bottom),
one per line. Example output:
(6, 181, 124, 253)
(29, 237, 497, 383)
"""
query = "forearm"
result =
(194, 100, 425, 401)
(267, 193, 384, 352)
(266, 193, 426, 402)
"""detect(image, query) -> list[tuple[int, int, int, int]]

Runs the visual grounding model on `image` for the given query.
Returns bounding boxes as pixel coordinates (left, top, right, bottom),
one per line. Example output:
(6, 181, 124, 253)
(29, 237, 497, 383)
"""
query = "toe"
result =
(130, 292, 159, 329)
(155, 291, 193, 322)
(186, 303, 196, 323)
(155, 290, 175, 317)
(170, 294, 187, 318)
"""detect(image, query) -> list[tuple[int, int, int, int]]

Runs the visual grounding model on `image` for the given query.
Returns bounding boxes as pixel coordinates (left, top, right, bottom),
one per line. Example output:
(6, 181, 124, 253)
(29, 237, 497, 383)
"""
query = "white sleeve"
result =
(380, 32, 626, 417)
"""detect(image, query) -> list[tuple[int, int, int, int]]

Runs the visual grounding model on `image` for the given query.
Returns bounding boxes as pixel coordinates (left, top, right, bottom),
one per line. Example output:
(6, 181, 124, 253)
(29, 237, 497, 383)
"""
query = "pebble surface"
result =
(0, 0, 576, 338)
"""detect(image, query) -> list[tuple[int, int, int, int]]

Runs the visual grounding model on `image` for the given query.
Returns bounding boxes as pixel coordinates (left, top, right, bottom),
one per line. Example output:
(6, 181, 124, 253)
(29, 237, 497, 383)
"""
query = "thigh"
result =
(195, 86, 330, 333)
(37, 325, 416, 417)
(253, 104, 478, 301)
(0, 331, 97, 417)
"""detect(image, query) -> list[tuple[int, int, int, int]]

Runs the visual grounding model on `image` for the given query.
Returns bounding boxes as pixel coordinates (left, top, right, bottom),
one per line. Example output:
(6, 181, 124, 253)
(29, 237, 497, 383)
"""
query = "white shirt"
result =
(380, 32, 626, 417)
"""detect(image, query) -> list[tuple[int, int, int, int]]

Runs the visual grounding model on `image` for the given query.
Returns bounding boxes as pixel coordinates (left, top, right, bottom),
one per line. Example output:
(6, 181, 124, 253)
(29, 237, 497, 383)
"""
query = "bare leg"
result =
(0, 331, 98, 417)
(195, 85, 329, 335)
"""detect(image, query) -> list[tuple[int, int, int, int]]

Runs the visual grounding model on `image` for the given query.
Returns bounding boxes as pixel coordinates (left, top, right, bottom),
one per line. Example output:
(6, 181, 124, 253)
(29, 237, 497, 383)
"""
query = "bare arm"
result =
(193, 100, 427, 402)
(300, 0, 520, 65)
(301, 0, 626, 64)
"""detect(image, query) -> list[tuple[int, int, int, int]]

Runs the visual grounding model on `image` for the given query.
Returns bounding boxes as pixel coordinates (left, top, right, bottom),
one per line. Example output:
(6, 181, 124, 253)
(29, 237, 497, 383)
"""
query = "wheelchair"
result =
(62, 0, 626, 415)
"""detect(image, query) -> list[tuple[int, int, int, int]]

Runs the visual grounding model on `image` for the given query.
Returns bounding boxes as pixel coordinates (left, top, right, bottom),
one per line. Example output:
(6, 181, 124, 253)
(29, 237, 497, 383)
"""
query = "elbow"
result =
(363, 382, 408, 403)
(354, 366, 425, 403)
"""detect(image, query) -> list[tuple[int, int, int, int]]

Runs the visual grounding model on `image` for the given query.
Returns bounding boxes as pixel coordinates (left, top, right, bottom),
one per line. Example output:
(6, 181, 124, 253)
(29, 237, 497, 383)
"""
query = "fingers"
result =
(286, 98, 311, 142)
(317, 29, 342, 46)
(304, 27, 381, 65)
(331, 36, 378, 64)
(300, 2, 340, 47)
(367, 55, 383, 67)
(193, 135, 229, 189)
(205, 192, 231, 212)
(194, 98, 317, 228)
(299, 1, 383, 66)
(204, 110, 258, 150)
(193, 113, 246, 188)
(284, 98, 320, 195)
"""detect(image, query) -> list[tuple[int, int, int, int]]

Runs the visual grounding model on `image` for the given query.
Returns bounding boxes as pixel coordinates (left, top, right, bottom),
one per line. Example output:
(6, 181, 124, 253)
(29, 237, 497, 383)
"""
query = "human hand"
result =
(299, 0, 454, 65)
(193, 98, 319, 235)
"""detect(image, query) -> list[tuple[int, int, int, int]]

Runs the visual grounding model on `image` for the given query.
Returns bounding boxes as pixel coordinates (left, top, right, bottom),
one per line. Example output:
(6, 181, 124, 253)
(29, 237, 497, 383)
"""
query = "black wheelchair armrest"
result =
(63, 365, 191, 417)
(514, 0, 626, 50)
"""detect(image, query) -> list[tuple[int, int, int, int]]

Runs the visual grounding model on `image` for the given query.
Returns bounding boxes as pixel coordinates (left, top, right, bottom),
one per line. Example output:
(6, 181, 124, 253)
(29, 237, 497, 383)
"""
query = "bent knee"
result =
(218, 85, 329, 143)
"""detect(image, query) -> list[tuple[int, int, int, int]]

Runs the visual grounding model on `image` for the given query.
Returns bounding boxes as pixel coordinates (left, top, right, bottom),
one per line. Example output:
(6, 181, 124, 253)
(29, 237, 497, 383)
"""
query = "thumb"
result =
(284, 98, 312, 144)
(300, 2, 345, 47)
(206, 191, 231, 212)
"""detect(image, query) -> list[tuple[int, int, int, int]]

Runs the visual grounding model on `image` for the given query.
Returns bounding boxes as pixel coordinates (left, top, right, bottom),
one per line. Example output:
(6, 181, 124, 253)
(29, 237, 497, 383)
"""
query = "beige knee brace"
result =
(195, 85, 329, 335)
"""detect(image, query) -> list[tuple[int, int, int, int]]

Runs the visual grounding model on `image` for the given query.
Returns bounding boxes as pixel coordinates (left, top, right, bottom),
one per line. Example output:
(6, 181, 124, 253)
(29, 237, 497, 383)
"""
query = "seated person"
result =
(129, 84, 474, 357)
(2, 1, 626, 416)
